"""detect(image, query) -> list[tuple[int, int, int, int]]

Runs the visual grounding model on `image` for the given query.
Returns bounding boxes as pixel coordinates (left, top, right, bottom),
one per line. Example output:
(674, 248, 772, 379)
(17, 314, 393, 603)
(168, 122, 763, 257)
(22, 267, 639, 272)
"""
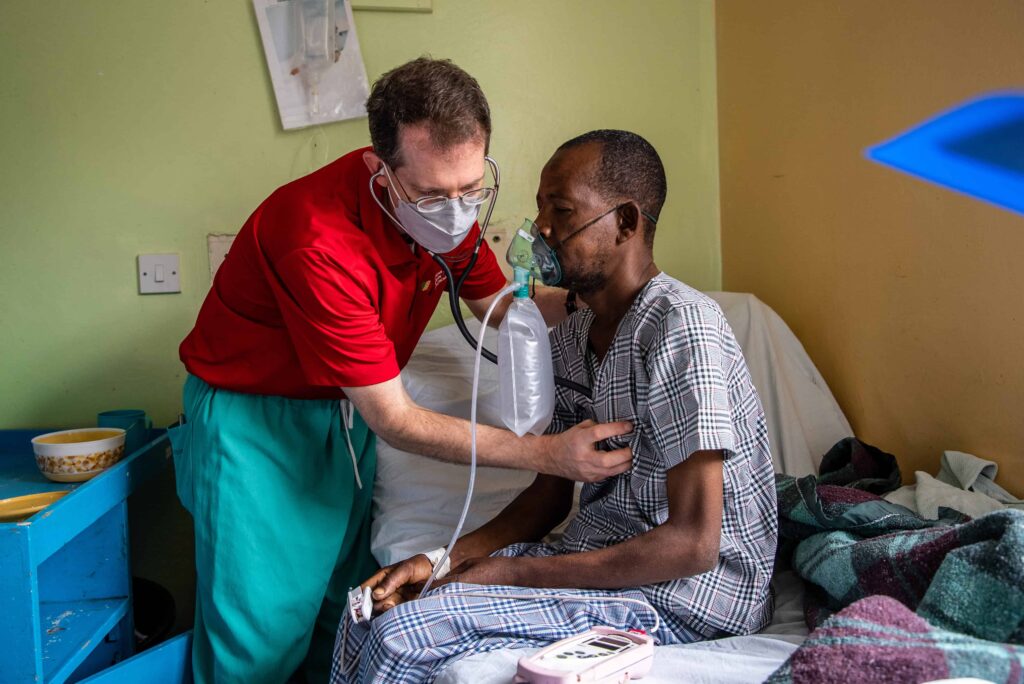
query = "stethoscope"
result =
(371, 157, 592, 400)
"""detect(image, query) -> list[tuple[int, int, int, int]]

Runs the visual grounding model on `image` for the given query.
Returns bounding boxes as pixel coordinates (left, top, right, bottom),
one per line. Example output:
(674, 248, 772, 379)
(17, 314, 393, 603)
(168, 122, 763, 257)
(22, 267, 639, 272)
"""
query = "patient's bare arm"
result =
(441, 450, 725, 590)
(362, 474, 574, 612)
(449, 474, 575, 565)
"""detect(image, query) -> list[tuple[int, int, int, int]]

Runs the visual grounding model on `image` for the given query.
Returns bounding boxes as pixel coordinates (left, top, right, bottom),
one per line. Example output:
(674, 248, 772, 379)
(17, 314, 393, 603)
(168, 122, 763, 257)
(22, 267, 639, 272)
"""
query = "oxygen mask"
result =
(505, 219, 561, 288)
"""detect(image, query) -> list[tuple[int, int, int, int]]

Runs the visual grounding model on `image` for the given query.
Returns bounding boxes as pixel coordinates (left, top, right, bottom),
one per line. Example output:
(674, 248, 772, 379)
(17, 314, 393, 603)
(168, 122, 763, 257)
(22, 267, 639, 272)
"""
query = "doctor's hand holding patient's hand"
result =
(540, 419, 633, 483)
(362, 554, 433, 615)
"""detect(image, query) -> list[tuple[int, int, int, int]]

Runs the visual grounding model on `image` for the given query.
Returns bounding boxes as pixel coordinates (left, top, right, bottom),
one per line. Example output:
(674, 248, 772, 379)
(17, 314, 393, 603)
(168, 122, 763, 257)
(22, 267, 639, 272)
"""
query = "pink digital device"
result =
(515, 626, 655, 683)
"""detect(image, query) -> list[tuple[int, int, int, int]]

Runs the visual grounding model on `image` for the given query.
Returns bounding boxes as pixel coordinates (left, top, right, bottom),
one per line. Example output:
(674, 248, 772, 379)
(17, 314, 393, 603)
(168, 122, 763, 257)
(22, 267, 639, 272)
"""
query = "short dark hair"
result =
(367, 57, 491, 169)
(558, 130, 667, 246)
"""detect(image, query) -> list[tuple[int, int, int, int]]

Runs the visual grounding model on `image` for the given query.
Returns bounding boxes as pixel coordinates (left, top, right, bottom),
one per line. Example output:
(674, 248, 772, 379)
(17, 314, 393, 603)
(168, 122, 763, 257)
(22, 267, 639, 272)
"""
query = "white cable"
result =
(411, 283, 662, 639)
(448, 591, 661, 635)
(339, 613, 354, 678)
(418, 283, 518, 598)
(342, 294, 659, 672)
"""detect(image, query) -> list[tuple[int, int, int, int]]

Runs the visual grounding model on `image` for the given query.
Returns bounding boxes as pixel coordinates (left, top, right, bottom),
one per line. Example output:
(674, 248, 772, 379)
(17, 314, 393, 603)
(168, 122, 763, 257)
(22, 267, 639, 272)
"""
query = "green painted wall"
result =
(0, 0, 719, 430)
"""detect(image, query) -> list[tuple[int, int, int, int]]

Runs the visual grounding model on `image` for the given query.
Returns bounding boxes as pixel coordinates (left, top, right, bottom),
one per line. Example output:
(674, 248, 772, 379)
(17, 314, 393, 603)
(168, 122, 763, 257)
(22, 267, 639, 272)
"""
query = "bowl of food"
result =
(31, 428, 126, 482)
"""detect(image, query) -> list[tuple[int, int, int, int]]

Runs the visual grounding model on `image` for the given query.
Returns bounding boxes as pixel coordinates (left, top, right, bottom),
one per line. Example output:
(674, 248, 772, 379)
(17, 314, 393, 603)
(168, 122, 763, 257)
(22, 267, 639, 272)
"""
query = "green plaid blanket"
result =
(777, 438, 1024, 644)
(767, 595, 1024, 684)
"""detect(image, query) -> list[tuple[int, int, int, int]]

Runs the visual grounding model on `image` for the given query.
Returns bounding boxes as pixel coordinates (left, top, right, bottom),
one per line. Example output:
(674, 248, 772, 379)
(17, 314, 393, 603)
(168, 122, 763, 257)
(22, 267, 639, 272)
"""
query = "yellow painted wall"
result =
(0, 0, 719, 431)
(717, 0, 1024, 495)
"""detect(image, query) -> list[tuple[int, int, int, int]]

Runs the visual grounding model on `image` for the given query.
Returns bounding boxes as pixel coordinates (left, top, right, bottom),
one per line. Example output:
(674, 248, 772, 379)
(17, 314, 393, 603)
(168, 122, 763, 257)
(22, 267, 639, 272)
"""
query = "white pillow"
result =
(370, 325, 535, 566)
(705, 292, 852, 477)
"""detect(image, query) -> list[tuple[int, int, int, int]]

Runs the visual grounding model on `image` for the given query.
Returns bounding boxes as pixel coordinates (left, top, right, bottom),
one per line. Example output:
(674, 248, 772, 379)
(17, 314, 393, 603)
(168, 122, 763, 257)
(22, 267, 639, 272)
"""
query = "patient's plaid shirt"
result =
(545, 273, 777, 639)
(329, 276, 778, 684)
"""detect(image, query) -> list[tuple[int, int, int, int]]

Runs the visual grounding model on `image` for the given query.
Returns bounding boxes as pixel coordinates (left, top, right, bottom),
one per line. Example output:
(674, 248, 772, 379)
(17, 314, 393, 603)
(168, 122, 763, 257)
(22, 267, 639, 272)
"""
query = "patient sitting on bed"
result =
(331, 130, 778, 684)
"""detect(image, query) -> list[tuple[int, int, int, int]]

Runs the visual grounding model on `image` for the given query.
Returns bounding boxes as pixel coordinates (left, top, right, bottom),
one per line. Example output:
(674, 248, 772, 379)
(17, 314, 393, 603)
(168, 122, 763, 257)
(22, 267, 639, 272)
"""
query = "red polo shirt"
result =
(179, 146, 507, 400)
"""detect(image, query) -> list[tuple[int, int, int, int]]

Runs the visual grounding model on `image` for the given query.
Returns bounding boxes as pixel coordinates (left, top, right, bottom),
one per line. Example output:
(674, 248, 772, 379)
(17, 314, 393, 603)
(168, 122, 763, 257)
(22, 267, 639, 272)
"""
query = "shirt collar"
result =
(572, 275, 663, 359)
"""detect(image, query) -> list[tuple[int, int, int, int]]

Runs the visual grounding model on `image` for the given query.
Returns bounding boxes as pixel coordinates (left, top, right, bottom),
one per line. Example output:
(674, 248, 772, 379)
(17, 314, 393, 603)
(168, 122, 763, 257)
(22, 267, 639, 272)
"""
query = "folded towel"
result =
(913, 471, 1004, 520)
(884, 450, 1024, 518)
(939, 450, 1024, 507)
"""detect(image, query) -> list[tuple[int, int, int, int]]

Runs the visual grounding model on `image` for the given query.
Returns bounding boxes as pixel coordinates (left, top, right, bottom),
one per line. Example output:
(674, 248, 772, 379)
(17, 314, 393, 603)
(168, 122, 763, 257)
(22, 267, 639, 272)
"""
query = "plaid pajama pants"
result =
(329, 578, 698, 684)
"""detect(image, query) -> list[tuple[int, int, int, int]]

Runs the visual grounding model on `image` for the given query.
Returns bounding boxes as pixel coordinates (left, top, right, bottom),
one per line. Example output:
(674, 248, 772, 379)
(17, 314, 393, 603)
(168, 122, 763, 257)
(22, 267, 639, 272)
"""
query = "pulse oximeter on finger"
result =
(347, 586, 372, 625)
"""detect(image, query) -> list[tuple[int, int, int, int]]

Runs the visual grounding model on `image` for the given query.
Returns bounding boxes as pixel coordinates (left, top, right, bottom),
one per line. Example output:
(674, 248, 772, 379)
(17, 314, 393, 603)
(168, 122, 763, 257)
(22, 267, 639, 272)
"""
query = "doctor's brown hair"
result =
(367, 57, 492, 169)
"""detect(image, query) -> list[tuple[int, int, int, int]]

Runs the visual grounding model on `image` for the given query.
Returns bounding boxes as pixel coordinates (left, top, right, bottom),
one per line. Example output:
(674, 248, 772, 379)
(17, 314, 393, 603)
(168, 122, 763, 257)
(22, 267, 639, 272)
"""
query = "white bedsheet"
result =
(435, 636, 801, 684)
(706, 292, 852, 478)
(435, 571, 809, 684)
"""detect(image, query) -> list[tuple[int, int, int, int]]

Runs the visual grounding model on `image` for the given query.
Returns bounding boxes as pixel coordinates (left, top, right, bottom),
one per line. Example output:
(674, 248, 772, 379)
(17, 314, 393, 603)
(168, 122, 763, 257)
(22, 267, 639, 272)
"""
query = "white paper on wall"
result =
(207, 234, 236, 282)
(253, 0, 370, 130)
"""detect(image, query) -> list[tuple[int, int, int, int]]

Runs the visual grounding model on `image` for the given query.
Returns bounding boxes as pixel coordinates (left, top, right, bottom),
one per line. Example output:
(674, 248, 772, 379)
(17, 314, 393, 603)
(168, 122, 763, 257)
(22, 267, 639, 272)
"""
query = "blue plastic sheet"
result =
(867, 92, 1024, 216)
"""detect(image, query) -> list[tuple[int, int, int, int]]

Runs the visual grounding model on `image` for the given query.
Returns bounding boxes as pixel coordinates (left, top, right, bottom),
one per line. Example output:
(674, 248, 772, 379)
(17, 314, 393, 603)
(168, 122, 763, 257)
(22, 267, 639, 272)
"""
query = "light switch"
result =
(138, 254, 181, 294)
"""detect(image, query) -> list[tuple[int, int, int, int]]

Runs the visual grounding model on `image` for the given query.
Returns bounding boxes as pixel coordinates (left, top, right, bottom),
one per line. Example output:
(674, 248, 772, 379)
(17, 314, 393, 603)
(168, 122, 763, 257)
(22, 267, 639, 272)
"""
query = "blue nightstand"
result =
(0, 428, 172, 683)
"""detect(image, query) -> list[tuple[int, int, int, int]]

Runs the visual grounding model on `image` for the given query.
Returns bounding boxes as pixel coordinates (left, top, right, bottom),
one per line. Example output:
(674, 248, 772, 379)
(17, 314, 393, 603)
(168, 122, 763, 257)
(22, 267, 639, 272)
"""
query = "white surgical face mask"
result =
(371, 165, 481, 255)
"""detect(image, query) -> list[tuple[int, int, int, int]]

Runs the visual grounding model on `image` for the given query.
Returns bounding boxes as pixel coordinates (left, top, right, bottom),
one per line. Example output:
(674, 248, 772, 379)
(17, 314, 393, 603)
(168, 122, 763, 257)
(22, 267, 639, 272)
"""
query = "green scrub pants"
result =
(168, 375, 378, 684)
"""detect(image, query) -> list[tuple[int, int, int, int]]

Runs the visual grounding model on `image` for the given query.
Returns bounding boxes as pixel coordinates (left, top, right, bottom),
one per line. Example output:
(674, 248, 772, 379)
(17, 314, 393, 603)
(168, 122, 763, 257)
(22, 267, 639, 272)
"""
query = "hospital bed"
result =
(371, 291, 853, 684)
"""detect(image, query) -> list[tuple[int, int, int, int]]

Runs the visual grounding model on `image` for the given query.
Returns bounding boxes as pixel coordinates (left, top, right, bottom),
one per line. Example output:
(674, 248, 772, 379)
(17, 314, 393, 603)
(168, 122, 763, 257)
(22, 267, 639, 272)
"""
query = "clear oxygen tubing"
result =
(413, 279, 660, 635)
(419, 282, 519, 598)
(336, 282, 513, 674)
(338, 284, 657, 676)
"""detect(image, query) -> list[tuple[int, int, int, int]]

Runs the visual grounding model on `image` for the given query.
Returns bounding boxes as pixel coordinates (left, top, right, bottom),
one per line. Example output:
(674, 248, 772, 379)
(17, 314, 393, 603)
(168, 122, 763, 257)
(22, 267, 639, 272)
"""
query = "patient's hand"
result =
(362, 554, 434, 614)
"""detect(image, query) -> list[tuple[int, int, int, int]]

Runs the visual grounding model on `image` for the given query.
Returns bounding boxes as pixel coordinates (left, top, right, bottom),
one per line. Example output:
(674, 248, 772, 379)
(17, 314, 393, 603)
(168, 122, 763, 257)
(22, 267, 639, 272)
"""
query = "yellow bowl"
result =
(31, 428, 126, 482)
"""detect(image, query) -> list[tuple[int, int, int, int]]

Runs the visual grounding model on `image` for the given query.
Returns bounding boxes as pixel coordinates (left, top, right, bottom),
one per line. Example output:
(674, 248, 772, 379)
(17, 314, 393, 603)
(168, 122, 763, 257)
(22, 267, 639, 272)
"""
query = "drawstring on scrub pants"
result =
(340, 399, 363, 491)
(337, 397, 363, 679)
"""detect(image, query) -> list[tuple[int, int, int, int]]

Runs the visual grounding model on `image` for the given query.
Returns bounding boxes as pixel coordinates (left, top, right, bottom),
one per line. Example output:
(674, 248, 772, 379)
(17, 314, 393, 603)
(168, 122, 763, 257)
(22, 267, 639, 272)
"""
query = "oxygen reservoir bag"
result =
(499, 222, 557, 437)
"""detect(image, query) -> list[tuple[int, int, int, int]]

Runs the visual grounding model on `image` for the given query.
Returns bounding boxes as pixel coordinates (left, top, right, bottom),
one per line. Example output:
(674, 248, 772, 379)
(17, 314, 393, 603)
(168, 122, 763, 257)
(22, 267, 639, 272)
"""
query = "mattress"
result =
(434, 570, 808, 684)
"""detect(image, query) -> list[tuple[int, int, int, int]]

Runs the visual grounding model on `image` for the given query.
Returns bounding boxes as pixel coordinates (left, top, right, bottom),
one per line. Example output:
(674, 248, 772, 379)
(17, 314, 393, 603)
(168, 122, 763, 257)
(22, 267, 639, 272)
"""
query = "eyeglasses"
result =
(385, 164, 496, 214)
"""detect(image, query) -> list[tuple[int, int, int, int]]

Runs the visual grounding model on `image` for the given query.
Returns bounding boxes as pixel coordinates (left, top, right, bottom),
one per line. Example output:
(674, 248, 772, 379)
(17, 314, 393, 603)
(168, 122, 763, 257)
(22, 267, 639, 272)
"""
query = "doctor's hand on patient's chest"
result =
(363, 554, 434, 615)
(540, 419, 634, 483)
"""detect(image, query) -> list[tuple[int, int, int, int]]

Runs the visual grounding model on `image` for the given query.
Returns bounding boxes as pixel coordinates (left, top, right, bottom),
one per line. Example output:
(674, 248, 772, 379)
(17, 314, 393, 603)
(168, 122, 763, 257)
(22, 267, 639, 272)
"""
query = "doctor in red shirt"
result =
(172, 57, 633, 684)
